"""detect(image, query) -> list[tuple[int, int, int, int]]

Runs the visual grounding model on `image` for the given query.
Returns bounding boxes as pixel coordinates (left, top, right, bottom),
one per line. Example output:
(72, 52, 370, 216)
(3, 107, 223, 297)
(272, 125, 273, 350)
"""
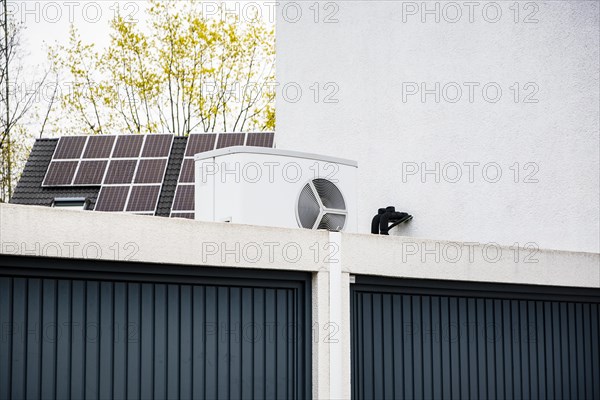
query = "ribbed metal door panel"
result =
(351, 277, 600, 400)
(0, 256, 311, 400)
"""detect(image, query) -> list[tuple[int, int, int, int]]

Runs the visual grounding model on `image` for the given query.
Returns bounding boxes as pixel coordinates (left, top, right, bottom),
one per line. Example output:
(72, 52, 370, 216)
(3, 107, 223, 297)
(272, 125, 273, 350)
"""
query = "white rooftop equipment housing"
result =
(195, 147, 358, 232)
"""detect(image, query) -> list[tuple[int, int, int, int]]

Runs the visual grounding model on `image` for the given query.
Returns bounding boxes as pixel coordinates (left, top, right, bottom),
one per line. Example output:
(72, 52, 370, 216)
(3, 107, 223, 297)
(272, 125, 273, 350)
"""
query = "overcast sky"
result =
(12, 1, 150, 69)
(13, 1, 276, 69)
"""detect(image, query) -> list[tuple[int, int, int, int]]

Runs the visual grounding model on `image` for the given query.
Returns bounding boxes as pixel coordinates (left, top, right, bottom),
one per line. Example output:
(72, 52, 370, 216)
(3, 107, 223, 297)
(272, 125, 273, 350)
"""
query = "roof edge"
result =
(194, 146, 359, 167)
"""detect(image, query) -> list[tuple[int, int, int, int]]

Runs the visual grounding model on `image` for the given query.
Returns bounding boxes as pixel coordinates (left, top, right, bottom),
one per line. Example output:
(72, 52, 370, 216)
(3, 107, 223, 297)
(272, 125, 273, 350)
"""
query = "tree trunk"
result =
(4, 0, 11, 200)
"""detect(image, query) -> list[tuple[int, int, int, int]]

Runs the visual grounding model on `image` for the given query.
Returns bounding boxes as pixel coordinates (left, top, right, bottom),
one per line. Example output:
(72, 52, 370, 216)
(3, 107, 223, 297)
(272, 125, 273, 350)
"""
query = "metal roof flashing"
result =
(193, 146, 359, 168)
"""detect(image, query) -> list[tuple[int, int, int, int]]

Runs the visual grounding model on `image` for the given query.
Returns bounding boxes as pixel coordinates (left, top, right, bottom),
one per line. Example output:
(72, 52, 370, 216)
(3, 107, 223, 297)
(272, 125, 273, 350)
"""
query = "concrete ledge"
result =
(0, 203, 330, 272)
(342, 233, 600, 288)
(1, 203, 598, 288)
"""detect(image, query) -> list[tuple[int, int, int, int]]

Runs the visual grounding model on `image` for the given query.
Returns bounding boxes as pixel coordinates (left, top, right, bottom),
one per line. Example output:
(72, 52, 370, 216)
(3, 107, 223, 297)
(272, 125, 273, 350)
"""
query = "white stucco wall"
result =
(275, 1, 600, 253)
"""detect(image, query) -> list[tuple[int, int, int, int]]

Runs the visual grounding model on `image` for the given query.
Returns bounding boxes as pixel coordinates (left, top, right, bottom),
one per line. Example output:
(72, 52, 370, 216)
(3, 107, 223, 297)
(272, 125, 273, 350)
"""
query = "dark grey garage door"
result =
(0, 256, 311, 400)
(351, 276, 600, 400)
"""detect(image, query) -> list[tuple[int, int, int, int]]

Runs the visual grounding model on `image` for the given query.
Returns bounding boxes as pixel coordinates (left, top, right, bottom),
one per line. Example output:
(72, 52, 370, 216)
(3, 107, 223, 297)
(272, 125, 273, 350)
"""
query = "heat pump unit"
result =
(195, 147, 358, 232)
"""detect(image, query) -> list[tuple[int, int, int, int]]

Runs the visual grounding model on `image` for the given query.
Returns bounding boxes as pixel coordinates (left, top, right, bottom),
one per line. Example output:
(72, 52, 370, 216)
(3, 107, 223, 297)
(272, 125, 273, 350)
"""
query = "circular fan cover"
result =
(297, 179, 347, 231)
(298, 184, 321, 229)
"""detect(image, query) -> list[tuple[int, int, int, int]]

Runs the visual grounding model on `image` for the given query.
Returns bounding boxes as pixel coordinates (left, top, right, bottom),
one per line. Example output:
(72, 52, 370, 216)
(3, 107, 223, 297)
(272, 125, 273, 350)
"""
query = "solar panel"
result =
(95, 186, 130, 212)
(73, 160, 108, 185)
(112, 135, 144, 158)
(43, 132, 274, 216)
(246, 132, 275, 148)
(126, 185, 161, 212)
(185, 134, 217, 156)
(172, 185, 195, 211)
(42, 161, 79, 186)
(104, 159, 137, 184)
(141, 134, 173, 157)
(42, 134, 173, 216)
(216, 133, 245, 149)
(83, 136, 116, 159)
(53, 137, 87, 159)
(179, 159, 195, 183)
(134, 159, 168, 184)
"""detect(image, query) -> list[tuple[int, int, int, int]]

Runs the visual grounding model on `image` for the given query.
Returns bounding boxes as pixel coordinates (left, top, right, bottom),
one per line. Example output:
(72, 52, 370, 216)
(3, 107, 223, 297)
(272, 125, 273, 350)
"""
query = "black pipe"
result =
(380, 211, 409, 235)
(371, 208, 386, 234)
(371, 206, 412, 235)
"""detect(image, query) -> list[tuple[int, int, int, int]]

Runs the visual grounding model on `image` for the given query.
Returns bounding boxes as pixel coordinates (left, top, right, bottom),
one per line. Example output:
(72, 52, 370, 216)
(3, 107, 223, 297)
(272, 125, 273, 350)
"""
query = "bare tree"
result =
(0, 0, 50, 201)
(49, 0, 275, 137)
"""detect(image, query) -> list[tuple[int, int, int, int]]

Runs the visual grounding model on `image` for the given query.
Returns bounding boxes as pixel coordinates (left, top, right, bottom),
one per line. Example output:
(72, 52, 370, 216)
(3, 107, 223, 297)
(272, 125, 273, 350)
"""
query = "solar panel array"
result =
(42, 132, 274, 218)
(43, 135, 173, 215)
(170, 132, 275, 219)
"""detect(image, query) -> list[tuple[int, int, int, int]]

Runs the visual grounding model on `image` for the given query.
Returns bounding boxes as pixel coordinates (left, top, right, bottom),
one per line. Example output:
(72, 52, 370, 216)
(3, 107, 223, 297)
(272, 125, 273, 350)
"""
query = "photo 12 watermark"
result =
(198, 159, 341, 185)
(6, 1, 342, 25)
(399, 2, 540, 24)
(402, 82, 540, 104)
(6, 1, 141, 24)
(401, 161, 540, 184)
(11, 80, 340, 106)
(0, 241, 140, 261)
(200, 240, 340, 265)
(400, 240, 540, 264)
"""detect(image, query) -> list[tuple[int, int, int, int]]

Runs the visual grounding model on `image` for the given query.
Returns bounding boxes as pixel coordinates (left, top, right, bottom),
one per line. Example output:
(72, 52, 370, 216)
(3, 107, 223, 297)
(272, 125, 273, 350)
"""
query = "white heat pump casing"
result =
(194, 147, 358, 232)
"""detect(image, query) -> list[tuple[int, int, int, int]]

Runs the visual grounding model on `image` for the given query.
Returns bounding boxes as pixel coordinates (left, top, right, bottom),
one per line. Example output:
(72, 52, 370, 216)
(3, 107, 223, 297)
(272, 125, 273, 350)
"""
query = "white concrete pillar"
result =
(328, 232, 344, 399)
(311, 232, 352, 399)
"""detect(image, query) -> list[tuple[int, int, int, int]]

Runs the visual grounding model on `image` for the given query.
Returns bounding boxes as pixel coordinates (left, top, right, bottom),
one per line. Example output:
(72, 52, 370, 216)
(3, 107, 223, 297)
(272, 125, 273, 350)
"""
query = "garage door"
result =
(351, 276, 600, 400)
(0, 256, 311, 400)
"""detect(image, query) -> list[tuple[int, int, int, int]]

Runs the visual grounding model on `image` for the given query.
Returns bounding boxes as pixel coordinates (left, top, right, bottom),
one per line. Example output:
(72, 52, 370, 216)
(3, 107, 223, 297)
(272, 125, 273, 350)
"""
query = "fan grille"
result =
(318, 213, 347, 231)
(313, 179, 346, 209)
(298, 183, 321, 229)
(297, 178, 347, 231)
